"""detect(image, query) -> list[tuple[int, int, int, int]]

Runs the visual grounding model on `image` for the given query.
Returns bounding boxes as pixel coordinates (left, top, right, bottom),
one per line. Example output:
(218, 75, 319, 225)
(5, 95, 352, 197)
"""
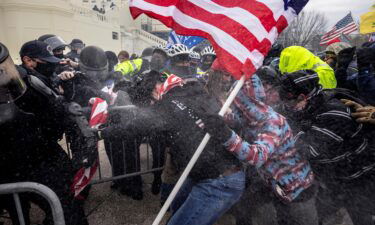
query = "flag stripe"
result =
(321, 23, 357, 41)
(320, 26, 358, 44)
(177, 0, 274, 55)
(130, 0, 307, 78)
(321, 23, 357, 38)
(130, 0, 262, 64)
(190, 0, 273, 41)
(320, 12, 357, 45)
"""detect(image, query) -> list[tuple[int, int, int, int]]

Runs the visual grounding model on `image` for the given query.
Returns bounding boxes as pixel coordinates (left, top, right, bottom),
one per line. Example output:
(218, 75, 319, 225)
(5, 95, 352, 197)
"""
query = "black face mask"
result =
(35, 62, 57, 77)
(54, 53, 64, 59)
(170, 65, 193, 77)
(150, 58, 165, 72)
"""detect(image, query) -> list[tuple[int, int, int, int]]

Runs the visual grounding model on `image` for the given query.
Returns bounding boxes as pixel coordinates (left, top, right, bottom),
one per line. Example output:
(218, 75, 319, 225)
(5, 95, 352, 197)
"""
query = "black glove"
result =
(337, 47, 356, 69)
(202, 114, 233, 143)
(356, 47, 375, 69)
(81, 135, 98, 168)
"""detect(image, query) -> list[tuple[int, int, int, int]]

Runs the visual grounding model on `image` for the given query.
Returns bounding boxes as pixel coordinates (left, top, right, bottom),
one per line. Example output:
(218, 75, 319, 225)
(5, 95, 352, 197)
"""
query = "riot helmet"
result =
(38, 34, 67, 58)
(79, 46, 109, 82)
(0, 43, 27, 104)
(0, 43, 27, 125)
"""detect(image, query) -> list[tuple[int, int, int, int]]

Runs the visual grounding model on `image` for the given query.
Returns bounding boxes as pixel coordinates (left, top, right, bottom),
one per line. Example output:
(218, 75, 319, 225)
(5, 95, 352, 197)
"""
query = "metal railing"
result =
(0, 182, 65, 225)
(64, 135, 165, 185)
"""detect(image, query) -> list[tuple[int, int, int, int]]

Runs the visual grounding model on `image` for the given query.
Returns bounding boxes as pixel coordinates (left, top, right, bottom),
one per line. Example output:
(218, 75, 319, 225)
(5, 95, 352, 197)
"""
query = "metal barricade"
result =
(0, 182, 65, 225)
(91, 136, 165, 185)
(64, 134, 165, 185)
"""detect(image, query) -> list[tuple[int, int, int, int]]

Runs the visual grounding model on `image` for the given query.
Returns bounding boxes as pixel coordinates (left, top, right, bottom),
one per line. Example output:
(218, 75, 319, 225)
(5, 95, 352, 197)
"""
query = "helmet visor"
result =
(44, 36, 67, 51)
(0, 56, 27, 103)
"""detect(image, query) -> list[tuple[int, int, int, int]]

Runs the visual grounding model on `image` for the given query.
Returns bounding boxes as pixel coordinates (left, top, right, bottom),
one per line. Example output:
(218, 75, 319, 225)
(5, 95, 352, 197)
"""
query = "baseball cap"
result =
(20, 40, 61, 63)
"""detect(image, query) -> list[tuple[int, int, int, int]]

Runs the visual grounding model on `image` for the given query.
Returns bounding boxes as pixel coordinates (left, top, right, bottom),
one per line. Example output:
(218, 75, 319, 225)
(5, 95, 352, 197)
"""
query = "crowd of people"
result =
(0, 33, 374, 225)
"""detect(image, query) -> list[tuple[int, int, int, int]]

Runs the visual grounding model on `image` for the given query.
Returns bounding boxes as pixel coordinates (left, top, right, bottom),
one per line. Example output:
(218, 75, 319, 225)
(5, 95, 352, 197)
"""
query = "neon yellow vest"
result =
(279, 46, 337, 89)
(114, 58, 143, 79)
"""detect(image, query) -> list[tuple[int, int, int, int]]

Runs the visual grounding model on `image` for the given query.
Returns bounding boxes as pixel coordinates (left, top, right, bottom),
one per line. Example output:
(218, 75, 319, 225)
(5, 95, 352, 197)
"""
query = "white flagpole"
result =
(152, 75, 246, 225)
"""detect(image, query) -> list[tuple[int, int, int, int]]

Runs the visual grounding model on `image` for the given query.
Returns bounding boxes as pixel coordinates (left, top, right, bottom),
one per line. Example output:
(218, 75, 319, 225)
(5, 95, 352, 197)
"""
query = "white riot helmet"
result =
(189, 51, 201, 60)
(168, 44, 190, 57)
(201, 46, 216, 57)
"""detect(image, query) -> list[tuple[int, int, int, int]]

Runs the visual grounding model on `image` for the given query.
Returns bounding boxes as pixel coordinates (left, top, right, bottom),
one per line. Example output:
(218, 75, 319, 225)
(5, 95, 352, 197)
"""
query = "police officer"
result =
(61, 45, 111, 106)
(38, 34, 68, 59)
(66, 39, 85, 63)
(114, 47, 154, 83)
(1, 41, 95, 224)
(38, 34, 79, 85)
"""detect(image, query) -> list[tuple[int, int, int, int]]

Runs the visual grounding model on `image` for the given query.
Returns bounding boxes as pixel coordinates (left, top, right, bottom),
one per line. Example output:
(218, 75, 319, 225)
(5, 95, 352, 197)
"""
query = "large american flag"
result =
(320, 13, 358, 45)
(129, 0, 309, 80)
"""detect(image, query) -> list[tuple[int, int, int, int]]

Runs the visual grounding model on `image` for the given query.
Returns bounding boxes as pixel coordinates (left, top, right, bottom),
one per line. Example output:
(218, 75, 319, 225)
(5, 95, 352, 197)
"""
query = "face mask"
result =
(35, 62, 57, 77)
(54, 53, 64, 59)
(150, 58, 165, 72)
(170, 65, 192, 77)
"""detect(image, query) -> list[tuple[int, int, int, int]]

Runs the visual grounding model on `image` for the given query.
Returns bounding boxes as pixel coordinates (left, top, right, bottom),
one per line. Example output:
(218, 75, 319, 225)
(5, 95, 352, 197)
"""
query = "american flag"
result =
(71, 97, 108, 198)
(320, 13, 358, 45)
(167, 30, 205, 49)
(129, 0, 309, 80)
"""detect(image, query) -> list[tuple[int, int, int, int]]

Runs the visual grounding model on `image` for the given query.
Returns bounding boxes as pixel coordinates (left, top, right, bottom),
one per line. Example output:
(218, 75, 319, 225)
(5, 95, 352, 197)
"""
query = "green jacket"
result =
(279, 46, 337, 89)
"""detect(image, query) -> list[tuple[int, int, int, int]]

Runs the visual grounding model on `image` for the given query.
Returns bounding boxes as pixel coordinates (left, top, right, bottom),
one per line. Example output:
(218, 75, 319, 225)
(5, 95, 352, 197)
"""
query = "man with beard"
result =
(1, 40, 95, 224)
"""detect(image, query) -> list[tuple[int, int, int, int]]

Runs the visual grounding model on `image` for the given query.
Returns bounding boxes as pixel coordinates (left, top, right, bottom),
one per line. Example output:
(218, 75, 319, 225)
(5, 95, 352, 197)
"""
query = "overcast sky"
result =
(303, 0, 373, 29)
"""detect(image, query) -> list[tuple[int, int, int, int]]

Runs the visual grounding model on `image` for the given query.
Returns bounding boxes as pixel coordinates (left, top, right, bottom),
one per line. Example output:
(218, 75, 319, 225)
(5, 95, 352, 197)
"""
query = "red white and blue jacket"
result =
(224, 75, 314, 202)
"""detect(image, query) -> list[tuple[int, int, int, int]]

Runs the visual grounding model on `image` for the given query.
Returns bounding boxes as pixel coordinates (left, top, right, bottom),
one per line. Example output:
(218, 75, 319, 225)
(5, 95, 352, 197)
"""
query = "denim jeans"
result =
(168, 171, 246, 225)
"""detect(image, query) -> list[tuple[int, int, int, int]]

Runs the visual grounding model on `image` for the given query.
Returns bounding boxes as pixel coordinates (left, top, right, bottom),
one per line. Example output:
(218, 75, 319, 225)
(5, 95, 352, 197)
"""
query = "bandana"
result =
(156, 74, 184, 99)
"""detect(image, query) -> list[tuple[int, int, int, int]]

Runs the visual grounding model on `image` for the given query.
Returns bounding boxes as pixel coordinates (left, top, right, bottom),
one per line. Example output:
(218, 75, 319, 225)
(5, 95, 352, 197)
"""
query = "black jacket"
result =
(104, 81, 241, 181)
(293, 91, 375, 183)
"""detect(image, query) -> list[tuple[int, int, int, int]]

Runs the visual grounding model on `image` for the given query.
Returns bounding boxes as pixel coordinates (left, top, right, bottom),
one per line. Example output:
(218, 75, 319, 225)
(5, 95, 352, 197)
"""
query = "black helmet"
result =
(279, 70, 320, 101)
(38, 34, 67, 51)
(0, 42, 27, 104)
(256, 66, 279, 85)
(105, 51, 118, 72)
(69, 39, 85, 49)
(79, 46, 108, 81)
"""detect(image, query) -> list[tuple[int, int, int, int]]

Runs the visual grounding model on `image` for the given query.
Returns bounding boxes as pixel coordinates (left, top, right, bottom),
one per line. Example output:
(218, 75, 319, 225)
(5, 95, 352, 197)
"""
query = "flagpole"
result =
(152, 75, 246, 225)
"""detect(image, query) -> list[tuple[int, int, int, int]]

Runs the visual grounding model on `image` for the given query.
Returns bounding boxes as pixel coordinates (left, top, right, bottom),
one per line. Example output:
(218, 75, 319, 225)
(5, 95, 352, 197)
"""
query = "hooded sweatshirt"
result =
(279, 46, 337, 89)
